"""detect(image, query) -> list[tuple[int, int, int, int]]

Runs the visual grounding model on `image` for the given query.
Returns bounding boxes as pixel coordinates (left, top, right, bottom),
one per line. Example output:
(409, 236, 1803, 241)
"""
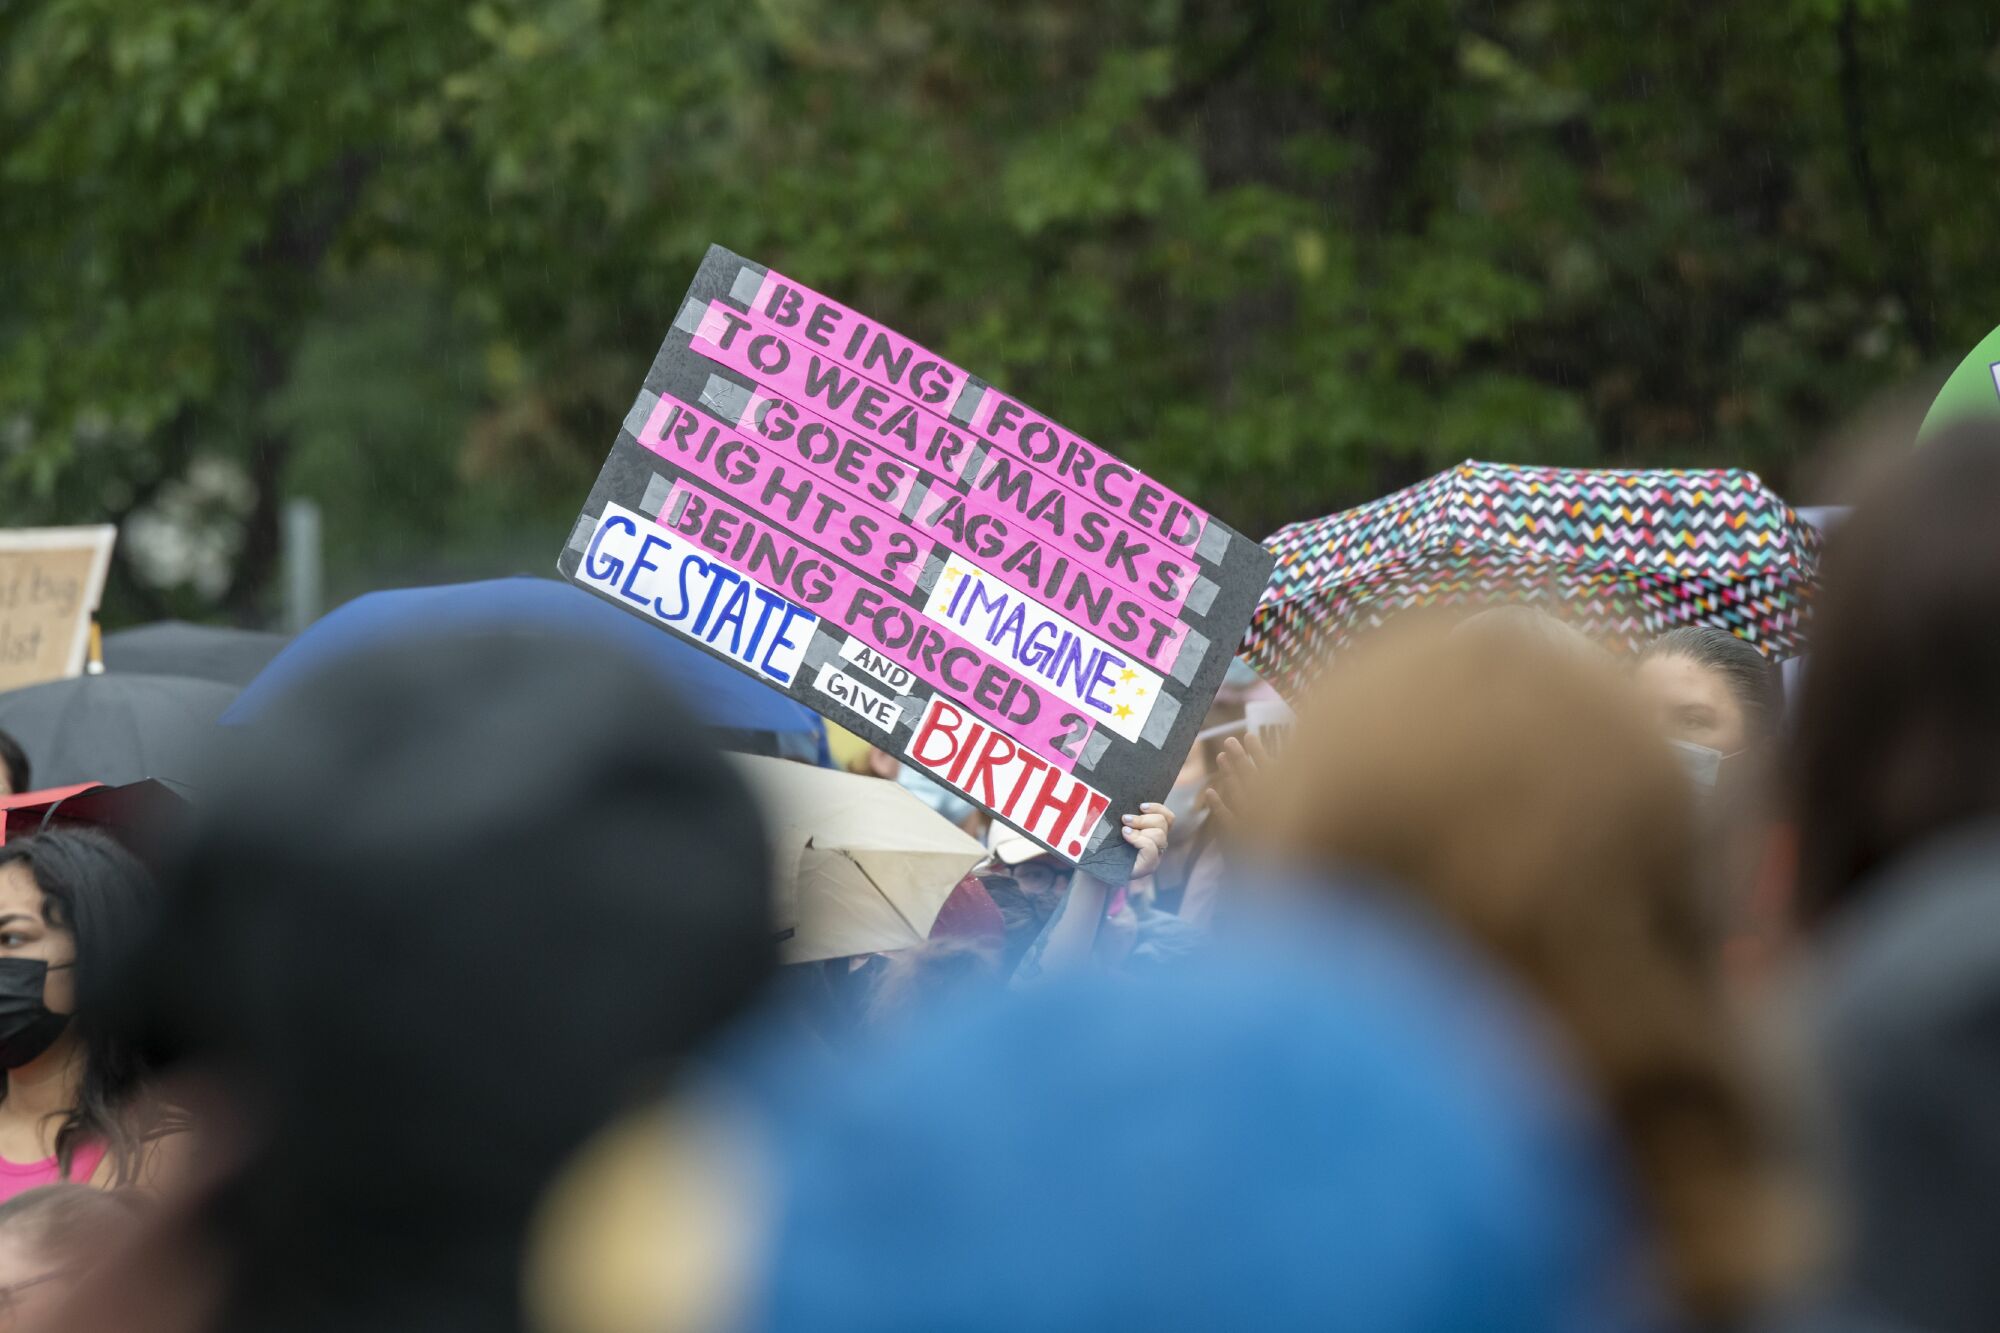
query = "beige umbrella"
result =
(733, 756, 986, 964)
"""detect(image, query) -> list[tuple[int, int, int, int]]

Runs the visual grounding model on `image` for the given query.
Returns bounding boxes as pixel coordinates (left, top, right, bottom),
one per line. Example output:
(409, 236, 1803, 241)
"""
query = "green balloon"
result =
(1920, 324, 2000, 440)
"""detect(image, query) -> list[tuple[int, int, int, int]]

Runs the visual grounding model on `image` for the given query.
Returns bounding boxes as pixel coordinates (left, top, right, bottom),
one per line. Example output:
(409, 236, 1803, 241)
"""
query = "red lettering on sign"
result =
(904, 698, 1110, 862)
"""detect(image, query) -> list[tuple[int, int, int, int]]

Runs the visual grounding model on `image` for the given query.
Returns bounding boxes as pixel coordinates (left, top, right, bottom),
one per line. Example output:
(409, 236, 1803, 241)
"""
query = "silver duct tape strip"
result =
(950, 380, 987, 427)
(1139, 690, 1182, 746)
(1170, 627, 1211, 686)
(901, 476, 932, 523)
(1076, 728, 1113, 772)
(662, 485, 693, 528)
(801, 627, 847, 673)
(1195, 520, 1230, 563)
(673, 297, 707, 336)
(728, 264, 766, 307)
(566, 514, 596, 553)
(622, 389, 661, 442)
(1083, 815, 1116, 855)
(914, 549, 949, 596)
(698, 374, 751, 425)
(639, 473, 674, 519)
(959, 444, 988, 487)
(806, 629, 927, 706)
(1184, 576, 1220, 616)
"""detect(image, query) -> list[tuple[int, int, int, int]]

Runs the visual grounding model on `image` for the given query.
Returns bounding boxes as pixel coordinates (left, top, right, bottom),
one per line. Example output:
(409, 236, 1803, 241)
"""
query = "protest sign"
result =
(0, 526, 116, 693)
(560, 246, 1274, 881)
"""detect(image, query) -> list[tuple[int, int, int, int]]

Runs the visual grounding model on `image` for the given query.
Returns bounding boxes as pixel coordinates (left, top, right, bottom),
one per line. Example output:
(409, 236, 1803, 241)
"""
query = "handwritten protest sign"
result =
(0, 526, 116, 694)
(560, 246, 1274, 881)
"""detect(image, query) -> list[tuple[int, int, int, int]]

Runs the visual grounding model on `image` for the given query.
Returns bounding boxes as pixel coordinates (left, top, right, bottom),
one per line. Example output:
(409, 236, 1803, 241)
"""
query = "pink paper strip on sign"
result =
(751, 267, 976, 418)
(692, 302, 1198, 634)
(737, 387, 1189, 674)
(731, 391, 929, 513)
(632, 471, 1091, 769)
(748, 266, 1212, 555)
(638, 398, 929, 602)
(693, 303, 977, 488)
(966, 387, 1212, 553)
(649, 476, 916, 628)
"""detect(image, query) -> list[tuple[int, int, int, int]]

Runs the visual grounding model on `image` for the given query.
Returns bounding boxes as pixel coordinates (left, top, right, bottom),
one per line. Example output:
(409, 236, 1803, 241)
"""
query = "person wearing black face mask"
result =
(45, 629, 776, 1333)
(0, 831, 170, 1201)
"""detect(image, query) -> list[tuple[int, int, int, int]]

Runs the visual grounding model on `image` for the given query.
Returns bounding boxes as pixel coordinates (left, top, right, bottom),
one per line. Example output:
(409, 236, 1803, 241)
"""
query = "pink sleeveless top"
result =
(0, 1140, 107, 1201)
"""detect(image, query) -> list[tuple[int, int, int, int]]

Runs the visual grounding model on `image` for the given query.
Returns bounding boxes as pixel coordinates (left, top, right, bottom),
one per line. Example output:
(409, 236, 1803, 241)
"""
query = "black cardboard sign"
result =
(560, 245, 1274, 882)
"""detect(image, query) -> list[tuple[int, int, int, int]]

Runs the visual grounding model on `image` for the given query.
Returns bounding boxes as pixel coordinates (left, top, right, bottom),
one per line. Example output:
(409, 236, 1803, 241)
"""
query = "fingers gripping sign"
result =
(1119, 802, 1174, 880)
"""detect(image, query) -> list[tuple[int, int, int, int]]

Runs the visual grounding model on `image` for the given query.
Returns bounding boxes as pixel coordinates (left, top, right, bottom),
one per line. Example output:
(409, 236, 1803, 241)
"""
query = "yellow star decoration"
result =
(1114, 704, 1133, 720)
(1135, 687, 1146, 696)
(945, 566, 964, 581)
(1120, 668, 1137, 682)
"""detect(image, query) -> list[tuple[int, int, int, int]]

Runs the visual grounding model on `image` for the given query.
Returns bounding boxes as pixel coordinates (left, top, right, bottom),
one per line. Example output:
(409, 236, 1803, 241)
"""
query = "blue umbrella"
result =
(223, 577, 829, 764)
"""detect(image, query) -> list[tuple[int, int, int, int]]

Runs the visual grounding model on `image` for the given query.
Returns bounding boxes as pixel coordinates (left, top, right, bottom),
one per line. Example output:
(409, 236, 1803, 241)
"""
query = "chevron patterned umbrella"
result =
(1241, 460, 1821, 697)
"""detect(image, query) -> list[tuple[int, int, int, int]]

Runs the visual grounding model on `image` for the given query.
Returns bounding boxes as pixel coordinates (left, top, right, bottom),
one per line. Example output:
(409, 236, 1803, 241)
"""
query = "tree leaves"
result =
(1, 0, 1995, 618)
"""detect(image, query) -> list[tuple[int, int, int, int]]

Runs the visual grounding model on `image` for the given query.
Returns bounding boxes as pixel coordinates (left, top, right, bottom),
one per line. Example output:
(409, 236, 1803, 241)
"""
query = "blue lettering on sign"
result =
(621, 534, 671, 608)
(944, 574, 1125, 716)
(584, 513, 638, 583)
(576, 503, 816, 687)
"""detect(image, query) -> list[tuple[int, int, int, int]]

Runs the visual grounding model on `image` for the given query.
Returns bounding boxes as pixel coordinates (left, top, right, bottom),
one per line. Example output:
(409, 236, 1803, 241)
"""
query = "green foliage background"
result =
(2, 0, 1995, 623)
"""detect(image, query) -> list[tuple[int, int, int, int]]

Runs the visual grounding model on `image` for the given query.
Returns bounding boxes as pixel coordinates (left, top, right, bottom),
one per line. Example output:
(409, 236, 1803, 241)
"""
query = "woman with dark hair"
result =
(0, 830, 168, 1199)
(37, 630, 776, 1333)
(1635, 625, 1781, 776)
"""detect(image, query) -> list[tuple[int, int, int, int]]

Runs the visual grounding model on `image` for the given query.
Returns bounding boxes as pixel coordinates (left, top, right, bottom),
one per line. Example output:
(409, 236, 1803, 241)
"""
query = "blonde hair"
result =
(1244, 622, 1800, 1323)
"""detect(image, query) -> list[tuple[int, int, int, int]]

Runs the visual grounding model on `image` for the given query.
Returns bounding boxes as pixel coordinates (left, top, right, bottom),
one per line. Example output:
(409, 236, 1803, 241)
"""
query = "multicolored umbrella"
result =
(1241, 460, 1821, 696)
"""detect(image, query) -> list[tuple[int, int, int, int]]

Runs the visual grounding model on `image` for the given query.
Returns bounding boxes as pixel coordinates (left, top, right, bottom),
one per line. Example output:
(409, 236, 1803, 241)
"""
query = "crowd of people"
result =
(0, 420, 1986, 1332)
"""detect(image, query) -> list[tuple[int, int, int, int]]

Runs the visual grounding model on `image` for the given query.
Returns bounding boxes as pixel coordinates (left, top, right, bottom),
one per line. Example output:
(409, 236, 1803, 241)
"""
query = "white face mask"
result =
(1667, 738, 1745, 789)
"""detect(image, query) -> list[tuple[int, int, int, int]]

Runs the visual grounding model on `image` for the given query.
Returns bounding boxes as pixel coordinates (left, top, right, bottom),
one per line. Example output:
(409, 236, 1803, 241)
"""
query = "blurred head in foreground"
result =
(0, 1185, 142, 1327)
(1790, 419, 2000, 1332)
(99, 631, 775, 1332)
(535, 886, 1656, 1333)
(1242, 619, 1801, 1326)
(1792, 418, 2000, 929)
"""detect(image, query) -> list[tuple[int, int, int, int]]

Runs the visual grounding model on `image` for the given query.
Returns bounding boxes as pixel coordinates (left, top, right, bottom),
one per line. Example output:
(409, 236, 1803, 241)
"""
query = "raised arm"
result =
(1012, 804, 1172, 983)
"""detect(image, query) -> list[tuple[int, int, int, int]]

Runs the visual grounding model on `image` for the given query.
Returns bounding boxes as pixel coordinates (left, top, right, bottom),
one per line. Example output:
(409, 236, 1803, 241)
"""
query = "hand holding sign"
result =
(560, 246, 1273, 882)
(1121, 802, 1173, 880)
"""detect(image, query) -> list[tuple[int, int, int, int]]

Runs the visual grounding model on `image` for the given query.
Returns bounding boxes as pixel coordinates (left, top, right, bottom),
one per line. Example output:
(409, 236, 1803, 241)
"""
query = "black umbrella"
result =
(103, 620, 289, 688)
(0, 673, 237, 788)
